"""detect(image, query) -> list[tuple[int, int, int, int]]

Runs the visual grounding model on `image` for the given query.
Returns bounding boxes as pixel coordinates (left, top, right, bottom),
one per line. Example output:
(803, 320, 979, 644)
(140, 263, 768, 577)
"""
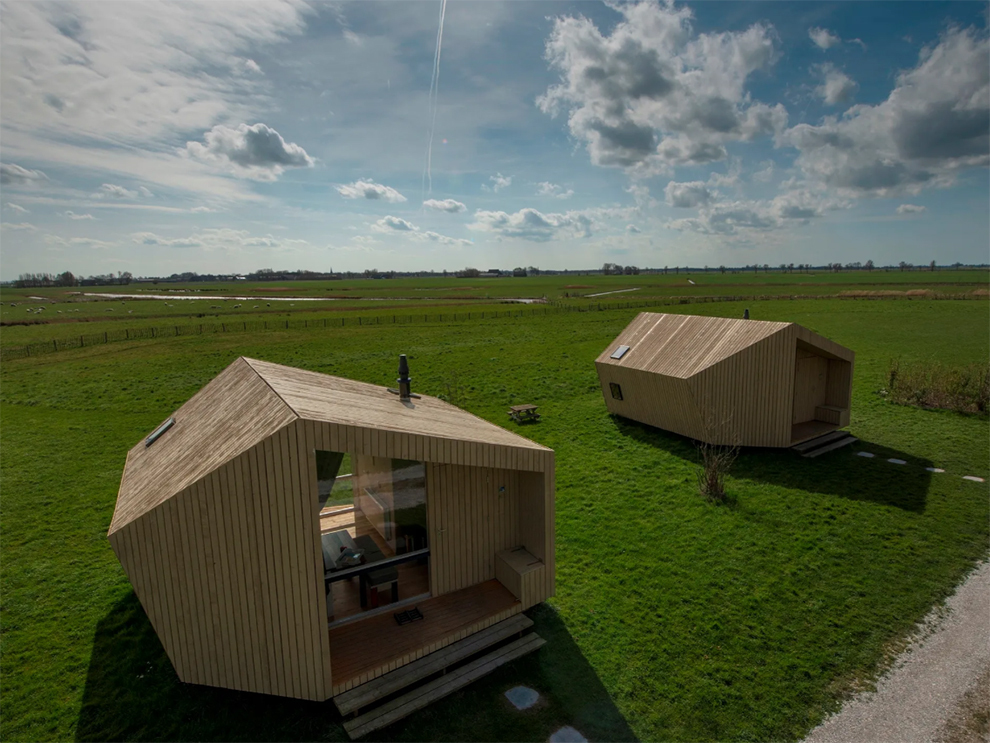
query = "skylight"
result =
(611, 345, 630, 360)
(145, 417, 175, 448)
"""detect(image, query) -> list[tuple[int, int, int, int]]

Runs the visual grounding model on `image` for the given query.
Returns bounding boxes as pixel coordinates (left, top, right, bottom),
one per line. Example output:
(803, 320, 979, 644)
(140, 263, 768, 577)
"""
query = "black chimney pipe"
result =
(397, 354, 411, 400)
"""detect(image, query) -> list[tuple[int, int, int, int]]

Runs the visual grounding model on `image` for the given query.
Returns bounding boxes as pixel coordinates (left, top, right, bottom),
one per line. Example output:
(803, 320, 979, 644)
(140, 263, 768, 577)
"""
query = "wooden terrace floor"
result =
(329, 580, 521, 695)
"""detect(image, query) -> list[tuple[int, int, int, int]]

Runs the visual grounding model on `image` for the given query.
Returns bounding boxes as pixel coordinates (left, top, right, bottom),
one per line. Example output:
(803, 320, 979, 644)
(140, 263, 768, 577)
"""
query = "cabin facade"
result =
(108, 357, 554, 702)
(595, 313, 855, 447)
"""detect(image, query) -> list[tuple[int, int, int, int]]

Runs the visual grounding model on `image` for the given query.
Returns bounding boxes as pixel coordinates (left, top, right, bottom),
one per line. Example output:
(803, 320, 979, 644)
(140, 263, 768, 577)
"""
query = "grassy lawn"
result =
(1, 295, 987, 741)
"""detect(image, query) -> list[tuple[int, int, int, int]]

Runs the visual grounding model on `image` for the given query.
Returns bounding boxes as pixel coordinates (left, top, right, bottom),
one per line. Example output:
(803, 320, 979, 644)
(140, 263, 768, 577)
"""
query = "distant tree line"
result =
(14, 271, 133, 288)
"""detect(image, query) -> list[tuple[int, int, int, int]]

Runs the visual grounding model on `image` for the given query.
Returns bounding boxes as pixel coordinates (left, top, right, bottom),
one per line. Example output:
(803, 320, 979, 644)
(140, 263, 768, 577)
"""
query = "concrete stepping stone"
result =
(856, 451, 875, 458)
(550, 727, 587, 743)
(505, 686, 539, 710)
(962, 475, 985, 483)
(887, 458, 907, 465)
(925, 467, 945, 473)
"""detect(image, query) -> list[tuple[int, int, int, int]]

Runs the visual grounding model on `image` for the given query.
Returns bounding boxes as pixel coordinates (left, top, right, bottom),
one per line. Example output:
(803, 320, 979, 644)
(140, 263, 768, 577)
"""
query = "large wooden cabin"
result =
(108, 357, 554, 702)
(595, 312, 855, 447)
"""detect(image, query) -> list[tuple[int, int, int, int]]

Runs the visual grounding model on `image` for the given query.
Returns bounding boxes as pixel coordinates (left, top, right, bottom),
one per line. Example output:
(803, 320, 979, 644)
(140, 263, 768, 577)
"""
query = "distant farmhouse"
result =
(596, 313, 855, 448)
(108, 357, 554, 704)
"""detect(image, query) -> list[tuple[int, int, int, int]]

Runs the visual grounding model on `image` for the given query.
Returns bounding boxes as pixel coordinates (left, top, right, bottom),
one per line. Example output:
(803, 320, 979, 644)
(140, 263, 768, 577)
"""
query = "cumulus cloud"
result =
(1, 222, 36, 231)
(626, 224, 642, 233)
(4, 203, 29, 214)
(809, 27, 842, 50)
(372, 215, 417, 232)
(781, 26, 989, 197)
(45, 234, 115, 249)
(63, 211, 96, 220)
(538, 0, 786, 174)
(536, 182, 574, 199)
(469, 207, 595, 242)
(368, 215, 471, 245)
(664, 180, 714, 208)
(482, 173, 512, 192)
(423, 198, 466, 213)
(131, 232, 203, 248)
(666, 188, 847, 234)
(186, 123, 314, 181)
(816, 64, 858, 105)
(336, 180, 407, 203)
(896, 203, 927, 215)
(0, 163, 48, 185)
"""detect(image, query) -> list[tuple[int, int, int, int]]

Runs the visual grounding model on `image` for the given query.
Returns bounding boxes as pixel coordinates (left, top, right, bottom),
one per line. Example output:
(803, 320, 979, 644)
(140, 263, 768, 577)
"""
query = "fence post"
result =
(53, 339, 57, 352)
(104, 332, 107, 343)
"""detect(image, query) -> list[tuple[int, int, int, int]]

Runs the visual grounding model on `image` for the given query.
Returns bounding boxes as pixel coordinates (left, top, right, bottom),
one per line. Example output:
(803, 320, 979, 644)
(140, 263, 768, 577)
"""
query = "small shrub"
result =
(696, 440, 739, 504)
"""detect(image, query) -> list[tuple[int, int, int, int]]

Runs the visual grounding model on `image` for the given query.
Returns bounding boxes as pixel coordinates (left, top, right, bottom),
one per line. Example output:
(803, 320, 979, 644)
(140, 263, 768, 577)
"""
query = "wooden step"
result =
(334, 613, 534, 716)
(803, 435, 858, 458)
(792, 429, 848, 452)
(344, 633, 546, 740)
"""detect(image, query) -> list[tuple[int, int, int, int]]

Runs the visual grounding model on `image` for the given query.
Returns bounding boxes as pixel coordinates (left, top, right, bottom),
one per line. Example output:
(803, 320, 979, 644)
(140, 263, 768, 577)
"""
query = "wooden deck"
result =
(329, 580, 521, 695)
(791, 420, 839, 445)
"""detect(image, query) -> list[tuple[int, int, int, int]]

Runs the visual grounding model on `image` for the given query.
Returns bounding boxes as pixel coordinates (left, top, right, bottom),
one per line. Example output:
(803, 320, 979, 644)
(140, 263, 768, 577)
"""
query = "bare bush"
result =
(696, 430, 739, 504)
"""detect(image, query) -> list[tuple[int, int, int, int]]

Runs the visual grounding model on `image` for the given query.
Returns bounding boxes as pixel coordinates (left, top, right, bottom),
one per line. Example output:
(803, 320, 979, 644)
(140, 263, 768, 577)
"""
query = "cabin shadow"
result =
(612, 416, 931, 513)
(77, 595, 635, 742)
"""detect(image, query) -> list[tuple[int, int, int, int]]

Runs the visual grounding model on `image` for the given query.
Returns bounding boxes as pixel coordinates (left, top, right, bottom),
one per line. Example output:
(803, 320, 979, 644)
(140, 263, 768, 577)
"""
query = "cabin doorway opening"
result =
(790, 341, 853, 444)
(317, 452, 431, 625)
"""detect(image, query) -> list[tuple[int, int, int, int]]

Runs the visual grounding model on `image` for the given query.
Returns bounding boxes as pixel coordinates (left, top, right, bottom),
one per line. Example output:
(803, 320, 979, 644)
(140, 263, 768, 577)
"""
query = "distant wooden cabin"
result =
(595, 313, 855, 447)
(108, 357, 554, 702)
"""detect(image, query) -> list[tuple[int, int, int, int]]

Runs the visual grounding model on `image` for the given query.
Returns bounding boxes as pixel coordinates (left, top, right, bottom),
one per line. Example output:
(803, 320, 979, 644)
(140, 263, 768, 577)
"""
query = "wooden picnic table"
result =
(508, 404, 540, 423)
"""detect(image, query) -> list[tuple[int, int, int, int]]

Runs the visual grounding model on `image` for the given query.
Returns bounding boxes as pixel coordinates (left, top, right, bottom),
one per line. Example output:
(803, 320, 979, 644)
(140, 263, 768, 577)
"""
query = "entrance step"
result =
(792, 429, 848, 453)
(334, 613, 533, 716)
(343, 632, 546, 739)
(796, 433, 858, 458)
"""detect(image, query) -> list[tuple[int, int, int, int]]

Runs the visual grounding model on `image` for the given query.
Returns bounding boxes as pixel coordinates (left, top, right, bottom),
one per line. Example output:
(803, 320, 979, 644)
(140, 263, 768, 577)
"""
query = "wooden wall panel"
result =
(595, 362, 704, 441)
(792, 352, 829, 424)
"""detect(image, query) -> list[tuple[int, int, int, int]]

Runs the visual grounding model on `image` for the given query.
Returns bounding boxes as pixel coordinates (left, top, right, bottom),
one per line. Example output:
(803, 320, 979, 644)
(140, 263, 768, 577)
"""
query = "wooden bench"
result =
(508, 404, 540, 423)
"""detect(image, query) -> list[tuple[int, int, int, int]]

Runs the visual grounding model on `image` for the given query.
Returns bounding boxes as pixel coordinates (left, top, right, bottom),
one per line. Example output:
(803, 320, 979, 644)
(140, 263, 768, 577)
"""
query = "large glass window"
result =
(317, 451, 430, 624)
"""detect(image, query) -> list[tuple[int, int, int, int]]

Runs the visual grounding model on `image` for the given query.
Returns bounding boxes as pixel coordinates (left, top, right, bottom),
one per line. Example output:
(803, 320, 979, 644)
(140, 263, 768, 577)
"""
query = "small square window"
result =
(609, 382, 623, 401)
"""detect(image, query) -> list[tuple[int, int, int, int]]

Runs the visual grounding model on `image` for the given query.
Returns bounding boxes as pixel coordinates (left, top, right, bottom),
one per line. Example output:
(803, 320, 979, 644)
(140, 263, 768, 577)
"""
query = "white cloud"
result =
(469, 207, 595, 242)
(666, 187, 847, 235)
(131, 228, 310, 250)
(4, 203, 29, 214)
(368, 215, 471, 245)
(896, 203, 927, 215)
(244, 59, 262, 74)
(336, 180, 407, 203)
(664, 180, 714, 208)
(372, 215, 418, 232)
(63, 210, 95, 220)
(186, 123, 314, 181)
(96, 183, 138, 199)
(423, 198, 467, 213)
(45, 234, 115, 249)
(809, 27, 842, 50)
(781, 26, 989, 197)
(536, 182, 574, 199)
(626, 224, 641, 233)
(1, 222, 36, 231)
(816, 64, 858, 105)
(752, 160, 776, 183)
(0, 163, 48, 185)
(190, 206, 216, 213)
(538, 1, 786, 174)
(482, 172, 512, 192)
(131, 232, 203, 248)
(138, 186, 154, 198)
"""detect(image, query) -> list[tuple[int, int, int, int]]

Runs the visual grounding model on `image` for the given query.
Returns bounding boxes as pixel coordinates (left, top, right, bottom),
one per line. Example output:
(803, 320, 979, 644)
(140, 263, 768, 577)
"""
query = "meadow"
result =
(1, 272, 987, 742)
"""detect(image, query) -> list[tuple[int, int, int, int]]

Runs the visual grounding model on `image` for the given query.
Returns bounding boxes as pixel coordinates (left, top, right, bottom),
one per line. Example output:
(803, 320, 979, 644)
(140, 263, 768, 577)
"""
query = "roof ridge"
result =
(241, 357, 301, 421)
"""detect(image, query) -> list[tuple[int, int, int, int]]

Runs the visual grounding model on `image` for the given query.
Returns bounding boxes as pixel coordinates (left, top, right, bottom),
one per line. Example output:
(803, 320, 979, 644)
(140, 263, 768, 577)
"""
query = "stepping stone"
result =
(887, 458, 907, 465)
(550, 727, 588, 743)
(925, 467, 945, 473)
(856, 451, 875, 458)
(963, 475, 985, 483)
(505, 686, 539, 710)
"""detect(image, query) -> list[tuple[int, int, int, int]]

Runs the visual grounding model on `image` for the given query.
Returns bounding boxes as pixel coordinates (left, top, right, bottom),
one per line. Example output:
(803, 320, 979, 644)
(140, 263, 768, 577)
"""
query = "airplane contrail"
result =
(423, 0, 448, 201)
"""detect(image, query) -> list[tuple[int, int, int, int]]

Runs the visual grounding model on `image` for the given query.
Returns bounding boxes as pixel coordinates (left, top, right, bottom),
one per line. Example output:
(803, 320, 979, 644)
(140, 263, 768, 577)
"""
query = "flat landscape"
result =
(1, 272, 987, 742)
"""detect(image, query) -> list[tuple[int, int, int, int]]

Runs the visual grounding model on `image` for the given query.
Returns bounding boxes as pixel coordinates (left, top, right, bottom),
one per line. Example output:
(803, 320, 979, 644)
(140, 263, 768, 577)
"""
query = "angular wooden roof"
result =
(596, 313, 793, 378)
(110, 357, 549, 534)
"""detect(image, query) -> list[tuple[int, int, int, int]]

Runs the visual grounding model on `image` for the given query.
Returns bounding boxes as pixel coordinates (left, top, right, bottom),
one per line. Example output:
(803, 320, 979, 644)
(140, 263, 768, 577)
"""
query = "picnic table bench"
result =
(508, 404, 540, 423)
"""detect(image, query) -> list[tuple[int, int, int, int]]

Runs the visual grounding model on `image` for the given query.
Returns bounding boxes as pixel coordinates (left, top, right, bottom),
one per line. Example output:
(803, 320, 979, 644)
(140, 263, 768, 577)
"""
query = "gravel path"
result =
(805, 560, 990, 743)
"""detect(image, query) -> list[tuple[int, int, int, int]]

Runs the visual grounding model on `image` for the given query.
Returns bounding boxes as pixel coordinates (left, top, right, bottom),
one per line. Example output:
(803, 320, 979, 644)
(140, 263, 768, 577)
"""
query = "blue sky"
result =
(1, 0, 987, 279)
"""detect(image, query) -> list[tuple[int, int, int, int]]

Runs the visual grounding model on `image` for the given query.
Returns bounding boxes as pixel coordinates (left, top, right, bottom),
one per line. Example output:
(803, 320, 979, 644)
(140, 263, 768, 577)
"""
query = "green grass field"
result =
(1, 274, 987, 741)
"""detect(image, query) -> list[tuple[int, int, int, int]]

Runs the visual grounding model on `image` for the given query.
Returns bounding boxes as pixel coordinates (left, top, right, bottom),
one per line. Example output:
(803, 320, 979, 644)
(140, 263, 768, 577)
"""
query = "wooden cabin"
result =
(107, 357, 554, 703)
(595, 312, 855, 447)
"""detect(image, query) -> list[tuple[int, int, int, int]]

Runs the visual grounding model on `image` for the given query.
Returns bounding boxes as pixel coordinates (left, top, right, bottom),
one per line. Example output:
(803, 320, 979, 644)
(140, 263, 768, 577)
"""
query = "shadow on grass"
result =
(77, 596, 635, 742)
(612, 416, 932, 513)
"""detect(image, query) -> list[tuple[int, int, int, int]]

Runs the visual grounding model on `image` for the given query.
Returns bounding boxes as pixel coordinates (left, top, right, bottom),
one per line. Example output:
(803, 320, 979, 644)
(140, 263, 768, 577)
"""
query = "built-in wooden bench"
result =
(814, 405, 849, 426)
(495, 547, 545, 609)
(334, 613, 534, 717)
(343, 632, 546, 740)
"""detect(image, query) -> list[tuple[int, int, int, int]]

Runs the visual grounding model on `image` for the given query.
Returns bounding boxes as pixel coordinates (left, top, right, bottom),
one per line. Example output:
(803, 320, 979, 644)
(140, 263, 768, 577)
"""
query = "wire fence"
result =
(1, 292, 983, 362)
